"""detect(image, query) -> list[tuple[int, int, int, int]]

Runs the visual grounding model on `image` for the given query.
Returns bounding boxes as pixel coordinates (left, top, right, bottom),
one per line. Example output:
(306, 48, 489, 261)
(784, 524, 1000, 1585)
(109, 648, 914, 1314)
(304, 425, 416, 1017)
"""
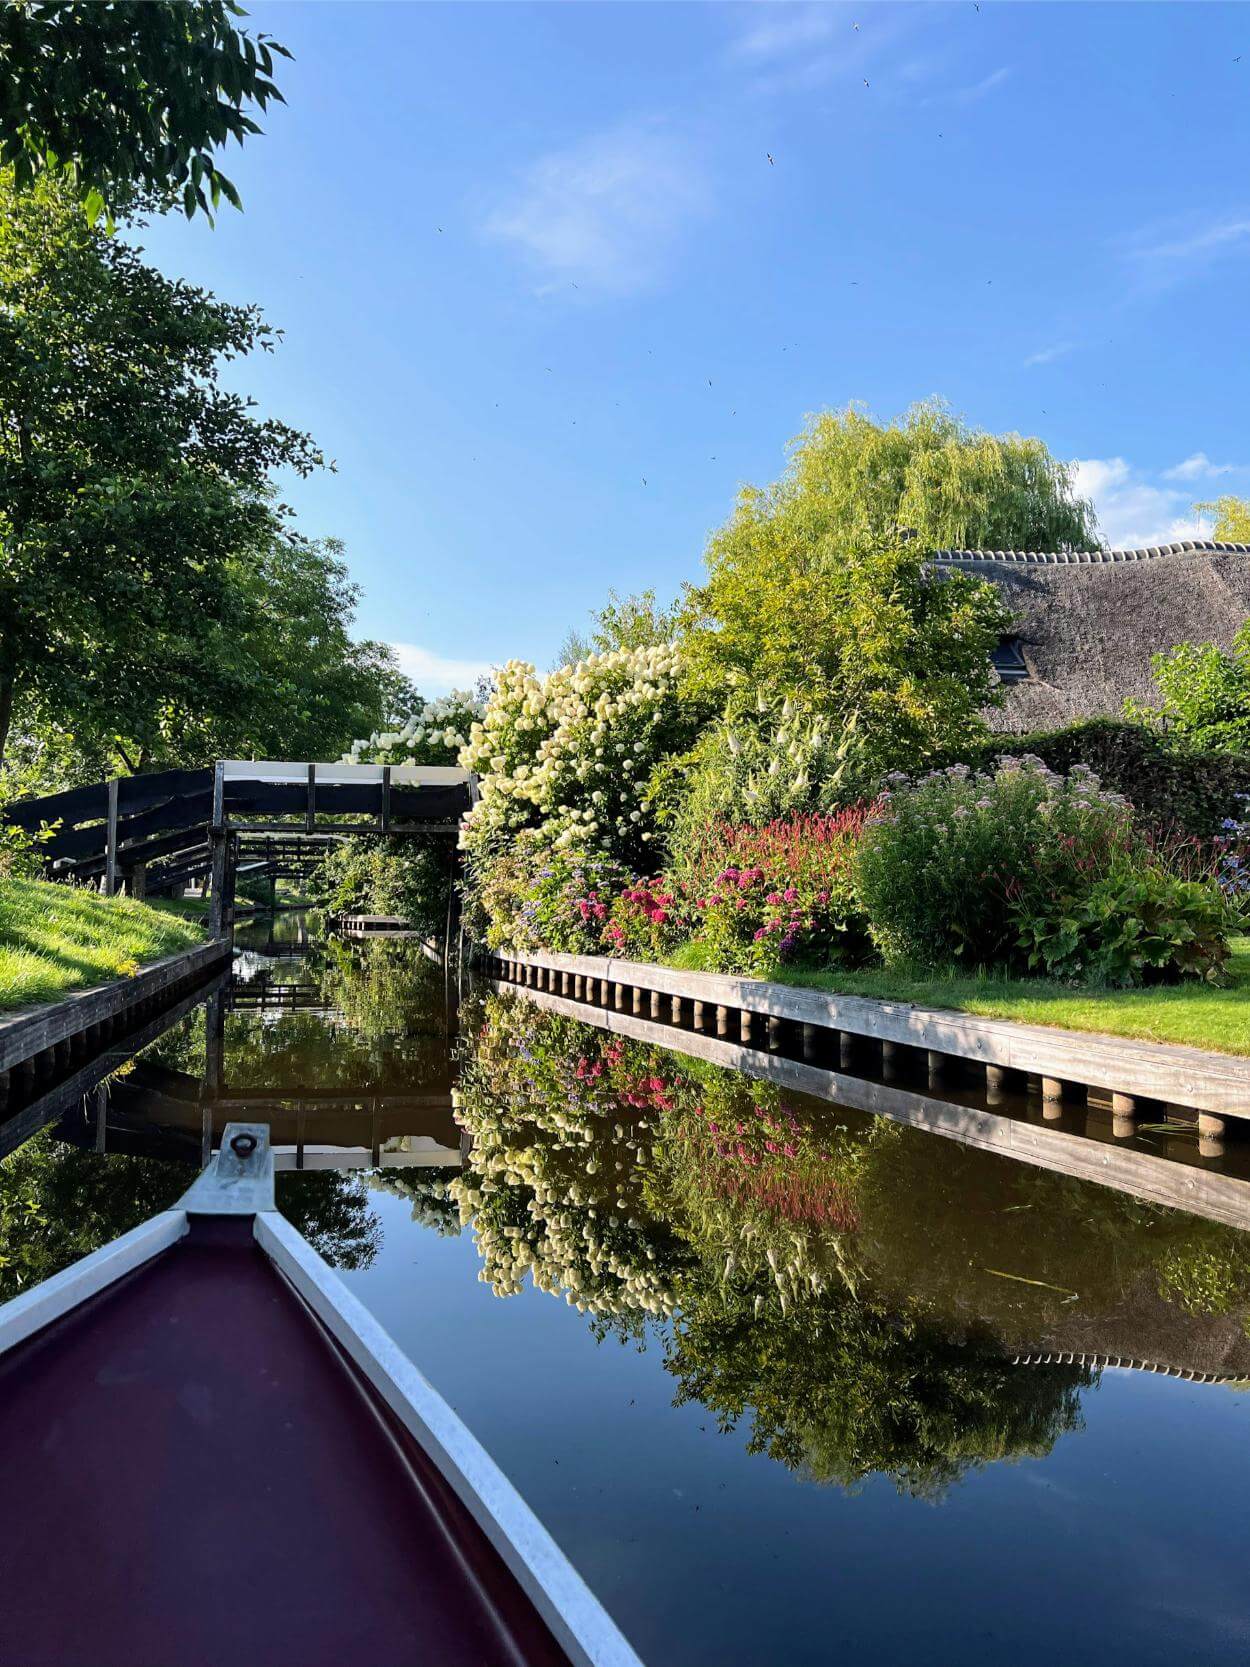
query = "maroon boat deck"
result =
(0, 1219, 569, 1667)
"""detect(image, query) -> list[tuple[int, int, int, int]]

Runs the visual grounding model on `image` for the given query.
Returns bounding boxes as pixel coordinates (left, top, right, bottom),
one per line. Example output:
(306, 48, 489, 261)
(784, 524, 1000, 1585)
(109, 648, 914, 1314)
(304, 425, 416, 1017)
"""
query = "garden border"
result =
(488, 948, 1250, 1129)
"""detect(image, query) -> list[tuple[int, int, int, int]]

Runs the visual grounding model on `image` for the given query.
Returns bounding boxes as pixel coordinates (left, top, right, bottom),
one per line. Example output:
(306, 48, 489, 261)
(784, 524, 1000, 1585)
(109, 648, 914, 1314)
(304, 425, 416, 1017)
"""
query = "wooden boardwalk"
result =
(490, 949, 1249, 1138)
(493, 974, 1250, 1234)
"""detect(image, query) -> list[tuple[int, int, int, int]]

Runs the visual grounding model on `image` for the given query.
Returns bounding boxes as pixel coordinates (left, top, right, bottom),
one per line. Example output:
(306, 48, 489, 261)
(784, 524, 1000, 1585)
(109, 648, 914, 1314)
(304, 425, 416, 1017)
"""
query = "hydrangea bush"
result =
(857, 757, 1232, 984)
(458, 648, 705, 871)
(342, 688, 485, 767)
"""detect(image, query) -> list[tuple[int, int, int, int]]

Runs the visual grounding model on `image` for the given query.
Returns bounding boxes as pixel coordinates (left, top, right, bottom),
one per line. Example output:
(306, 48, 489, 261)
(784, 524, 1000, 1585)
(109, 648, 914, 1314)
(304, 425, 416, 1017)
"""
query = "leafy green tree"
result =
(1128, 623, 1250, 755)
(123, 529, 409, 770)
(0, 1, 288, 222)
(681, 528, 1008, 783)
(1197, 495, 1250, 542)
(555, 588, 680, 671)
(676, 401, 1097, 783)
(0, 171, 322, 767)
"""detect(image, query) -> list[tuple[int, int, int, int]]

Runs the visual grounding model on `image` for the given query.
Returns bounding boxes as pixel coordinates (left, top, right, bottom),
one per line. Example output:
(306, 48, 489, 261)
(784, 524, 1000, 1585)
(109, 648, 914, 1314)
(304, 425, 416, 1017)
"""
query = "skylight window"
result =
(991, 637, 1029, 683)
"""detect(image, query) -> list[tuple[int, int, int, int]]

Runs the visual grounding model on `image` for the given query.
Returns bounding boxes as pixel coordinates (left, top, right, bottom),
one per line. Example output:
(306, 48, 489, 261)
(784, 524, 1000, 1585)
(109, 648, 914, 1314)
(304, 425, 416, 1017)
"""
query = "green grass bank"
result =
(0, 877, 206, 1013)
(746, 937, 1250, 1057)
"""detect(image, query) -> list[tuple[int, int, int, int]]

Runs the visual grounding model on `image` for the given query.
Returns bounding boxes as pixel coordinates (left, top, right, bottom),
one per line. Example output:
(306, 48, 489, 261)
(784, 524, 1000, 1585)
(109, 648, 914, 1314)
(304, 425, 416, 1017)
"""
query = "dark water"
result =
(4, 914, 1250, 1665)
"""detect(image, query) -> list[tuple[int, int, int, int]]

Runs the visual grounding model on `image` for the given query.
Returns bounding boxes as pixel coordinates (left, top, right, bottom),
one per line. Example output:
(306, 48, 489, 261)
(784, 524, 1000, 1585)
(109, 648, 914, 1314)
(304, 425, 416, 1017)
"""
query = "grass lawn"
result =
(770, 938, 1250, 1057)
(0, 876, 206, 1012)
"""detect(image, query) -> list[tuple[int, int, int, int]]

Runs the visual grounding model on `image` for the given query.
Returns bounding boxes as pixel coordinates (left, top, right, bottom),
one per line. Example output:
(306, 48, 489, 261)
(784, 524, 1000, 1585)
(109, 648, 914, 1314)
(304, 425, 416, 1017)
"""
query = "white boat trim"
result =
(254, 1208, 643, 1667)
(0, 1210, 188, 1358)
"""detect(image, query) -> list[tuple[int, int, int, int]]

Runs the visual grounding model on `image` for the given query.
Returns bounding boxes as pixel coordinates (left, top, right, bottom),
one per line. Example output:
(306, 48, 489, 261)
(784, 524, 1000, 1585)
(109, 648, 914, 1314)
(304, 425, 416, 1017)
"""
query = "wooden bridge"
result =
(3, 759, 477, 927)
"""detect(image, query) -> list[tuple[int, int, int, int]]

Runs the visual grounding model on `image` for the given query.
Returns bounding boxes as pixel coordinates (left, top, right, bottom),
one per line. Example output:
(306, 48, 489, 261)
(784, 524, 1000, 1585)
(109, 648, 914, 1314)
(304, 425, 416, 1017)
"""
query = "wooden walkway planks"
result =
(492, 949, 1250, 1122)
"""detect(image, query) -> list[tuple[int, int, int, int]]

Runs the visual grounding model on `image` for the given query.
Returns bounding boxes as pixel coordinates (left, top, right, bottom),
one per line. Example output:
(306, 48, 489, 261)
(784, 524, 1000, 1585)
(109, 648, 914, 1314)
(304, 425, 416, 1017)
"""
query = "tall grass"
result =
(0, 877, 205, 1011)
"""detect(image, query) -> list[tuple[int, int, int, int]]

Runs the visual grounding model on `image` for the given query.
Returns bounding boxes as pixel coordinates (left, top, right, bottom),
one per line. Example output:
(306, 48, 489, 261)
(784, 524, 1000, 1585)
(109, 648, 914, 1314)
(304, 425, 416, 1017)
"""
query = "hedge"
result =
(949, 720, 1249, 837)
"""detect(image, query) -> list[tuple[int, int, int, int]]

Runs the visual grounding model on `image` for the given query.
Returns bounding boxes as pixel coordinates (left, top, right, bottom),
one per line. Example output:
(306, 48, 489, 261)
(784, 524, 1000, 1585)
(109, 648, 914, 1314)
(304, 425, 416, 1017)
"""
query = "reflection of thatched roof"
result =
(1011, 1269, 1250, 1383)
(930, 541, 1250, 733)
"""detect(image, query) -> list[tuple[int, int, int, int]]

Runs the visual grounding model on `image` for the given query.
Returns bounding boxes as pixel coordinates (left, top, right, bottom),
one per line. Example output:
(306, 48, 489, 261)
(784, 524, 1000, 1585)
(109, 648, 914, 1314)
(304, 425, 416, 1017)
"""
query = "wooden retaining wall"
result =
(495, 976, 1250, 1235)
(0, 940, 232, 1111)
(486, 948, 1250, 1141)
(0, 967, 231, 1163)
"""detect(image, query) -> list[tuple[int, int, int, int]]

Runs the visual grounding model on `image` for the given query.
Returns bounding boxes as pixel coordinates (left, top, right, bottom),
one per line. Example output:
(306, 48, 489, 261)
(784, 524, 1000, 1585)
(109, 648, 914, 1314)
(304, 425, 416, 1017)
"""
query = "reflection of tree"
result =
(225, 942, 454, 1094)
(666, 1269, 1091, 1497)
(458, 992, 1250, 1497)
(372, 1168, 463, 1237)
(276, 1171, 381, 1270)
(317, 940, 452, 1044)
(0, 1132, 187, 1300)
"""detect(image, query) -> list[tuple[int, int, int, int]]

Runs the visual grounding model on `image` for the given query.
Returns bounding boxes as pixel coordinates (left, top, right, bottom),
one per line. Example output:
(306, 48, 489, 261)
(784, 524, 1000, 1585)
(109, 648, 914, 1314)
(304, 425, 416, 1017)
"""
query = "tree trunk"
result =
(0, 668, 16, 768)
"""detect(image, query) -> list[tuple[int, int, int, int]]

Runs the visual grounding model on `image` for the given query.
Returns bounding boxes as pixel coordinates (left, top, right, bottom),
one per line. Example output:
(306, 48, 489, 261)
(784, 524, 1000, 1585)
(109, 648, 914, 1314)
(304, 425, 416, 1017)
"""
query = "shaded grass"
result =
(0, 877, 205, 1012)
(667, 937, 1250, 1056)
(149, 895, 210, 922)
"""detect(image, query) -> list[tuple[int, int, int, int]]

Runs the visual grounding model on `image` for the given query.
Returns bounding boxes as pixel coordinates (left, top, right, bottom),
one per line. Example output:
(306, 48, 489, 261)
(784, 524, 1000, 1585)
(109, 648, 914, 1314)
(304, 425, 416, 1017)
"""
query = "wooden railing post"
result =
(103, 778, 119, 897)
(208, 762, 227, 940)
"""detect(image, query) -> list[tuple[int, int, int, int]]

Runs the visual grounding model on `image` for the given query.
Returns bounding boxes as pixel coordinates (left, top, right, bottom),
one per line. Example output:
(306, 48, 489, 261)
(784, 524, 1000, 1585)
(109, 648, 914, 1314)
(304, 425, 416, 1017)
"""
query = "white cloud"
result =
(389, 643, 495, 697)
(483, 123, 710, 297)
(731, 3, 913, 97)
(1161, 451, 1241, 482)
(1069, 456, 1213, 549)
(1023, 340, 1074, 368)
(1133, 216, 1250, 264)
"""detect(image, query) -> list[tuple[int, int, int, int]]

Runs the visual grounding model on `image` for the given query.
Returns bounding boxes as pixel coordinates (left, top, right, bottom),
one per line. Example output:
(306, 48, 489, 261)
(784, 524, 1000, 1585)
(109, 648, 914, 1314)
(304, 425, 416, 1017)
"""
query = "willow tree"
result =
(677, 401, 1095, 786)
(732, 400, 1097, 556)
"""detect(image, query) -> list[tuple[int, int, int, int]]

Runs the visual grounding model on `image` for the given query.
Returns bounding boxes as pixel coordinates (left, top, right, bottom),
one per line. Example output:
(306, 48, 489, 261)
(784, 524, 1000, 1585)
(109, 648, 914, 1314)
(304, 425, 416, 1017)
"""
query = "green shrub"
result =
(313, 837, 452, 935)
(857, 757, 1231, 984)
(653, 699, 862, 867)
(1015, 864, 1231, 985)
(956, 720, 1249, 838)
(1126, 622, 1250, 755)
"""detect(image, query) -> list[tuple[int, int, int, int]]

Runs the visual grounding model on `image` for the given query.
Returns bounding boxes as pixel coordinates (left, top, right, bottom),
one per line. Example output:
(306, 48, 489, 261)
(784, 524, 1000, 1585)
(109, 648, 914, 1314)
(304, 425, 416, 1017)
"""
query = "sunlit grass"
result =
(768, 937, 1250, 1057)
(0, 876, 205, 1012)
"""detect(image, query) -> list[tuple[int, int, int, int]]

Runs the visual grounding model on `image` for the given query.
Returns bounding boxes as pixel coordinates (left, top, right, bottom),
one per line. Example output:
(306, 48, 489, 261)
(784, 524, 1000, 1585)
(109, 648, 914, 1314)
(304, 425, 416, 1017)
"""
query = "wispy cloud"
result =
(1161, 451, 1242, 482)
(1123, 213, 1250, 290)
(1023, 340, 1074, 368)
(1069, 457, 1213, 548)
(483, 122, 710, 297)
(950, 65, 1012, 103)
(728, 2, 913, 97)
(390, 643, 495, 697)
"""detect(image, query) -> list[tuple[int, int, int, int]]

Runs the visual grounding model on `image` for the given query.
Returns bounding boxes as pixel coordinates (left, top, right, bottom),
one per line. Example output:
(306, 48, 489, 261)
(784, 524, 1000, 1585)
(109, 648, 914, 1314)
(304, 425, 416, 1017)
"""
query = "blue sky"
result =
(140, 1, 1250, 693)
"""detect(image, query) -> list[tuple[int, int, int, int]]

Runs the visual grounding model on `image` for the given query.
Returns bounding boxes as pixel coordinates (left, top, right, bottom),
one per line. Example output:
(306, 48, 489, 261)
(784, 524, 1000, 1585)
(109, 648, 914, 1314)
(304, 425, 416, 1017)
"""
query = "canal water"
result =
(4, 915, 1250, 1664)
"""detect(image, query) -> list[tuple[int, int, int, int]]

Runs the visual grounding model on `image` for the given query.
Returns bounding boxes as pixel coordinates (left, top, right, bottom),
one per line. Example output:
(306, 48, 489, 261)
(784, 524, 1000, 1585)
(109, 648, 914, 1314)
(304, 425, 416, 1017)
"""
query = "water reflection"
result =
(452, 992, 1250, 1494)
(2, 925, 1250, 1659)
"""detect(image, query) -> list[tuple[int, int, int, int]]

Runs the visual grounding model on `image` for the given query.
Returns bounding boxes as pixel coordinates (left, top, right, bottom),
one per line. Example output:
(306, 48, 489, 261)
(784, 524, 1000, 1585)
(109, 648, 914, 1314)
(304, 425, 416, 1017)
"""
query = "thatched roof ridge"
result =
(931, 539, 1250, 567)
(927, 543, 1250, 732)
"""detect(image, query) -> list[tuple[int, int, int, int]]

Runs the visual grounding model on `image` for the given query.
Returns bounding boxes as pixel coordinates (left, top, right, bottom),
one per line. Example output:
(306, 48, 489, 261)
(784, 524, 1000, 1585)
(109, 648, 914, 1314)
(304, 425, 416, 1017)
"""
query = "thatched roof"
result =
(930, 541, 1250, 732)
